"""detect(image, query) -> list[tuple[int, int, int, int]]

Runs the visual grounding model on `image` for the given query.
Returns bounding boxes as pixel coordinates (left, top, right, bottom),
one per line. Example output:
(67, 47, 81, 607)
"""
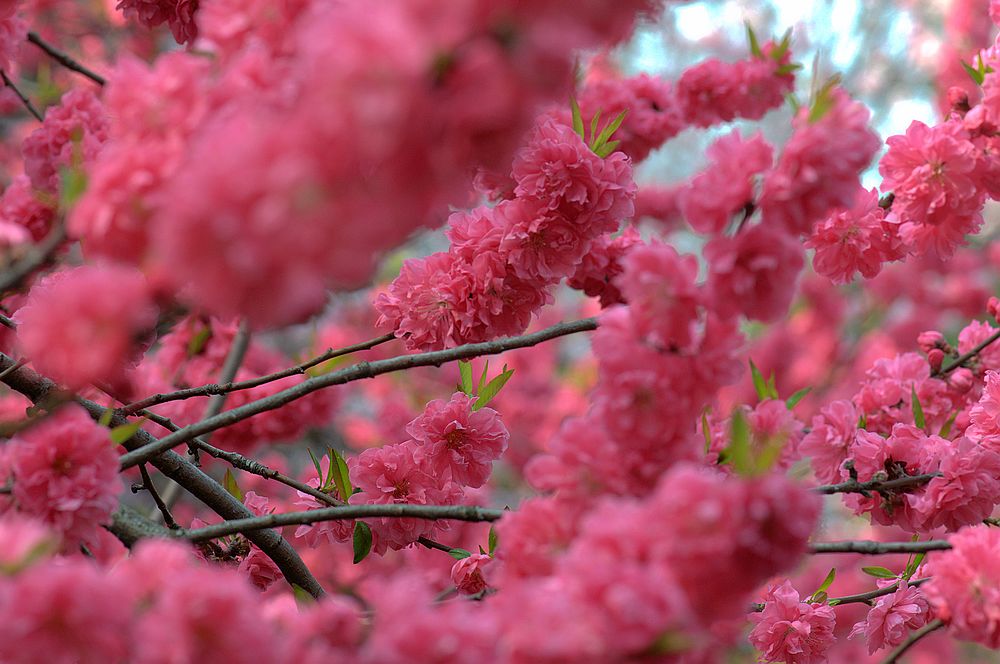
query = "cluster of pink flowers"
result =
(0, 406, 122, 550)
(848, 581, 930, 654)
(0, 0, 24, 74)
(115, 0, 198, 44)
(376, 116, 635, 350)
(749, 580, 837, 663)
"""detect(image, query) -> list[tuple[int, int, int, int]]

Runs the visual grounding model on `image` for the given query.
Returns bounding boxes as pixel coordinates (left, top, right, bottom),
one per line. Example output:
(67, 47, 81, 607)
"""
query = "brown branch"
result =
(810, 540, 951, 555)
(179, 504, 504, 542)
(120, 332, 396, 415)
(813, 473, 941, 495)
(0, 221, 66, 294)
(26, 32, 106, 86)
(749, 577, 930, 613)
(936, 328, 1000, 376)
(881, 619, 944, 663)
(119, 317, 598, 469)
(138, 464, 178, 529)
(1, 70, 42, 121)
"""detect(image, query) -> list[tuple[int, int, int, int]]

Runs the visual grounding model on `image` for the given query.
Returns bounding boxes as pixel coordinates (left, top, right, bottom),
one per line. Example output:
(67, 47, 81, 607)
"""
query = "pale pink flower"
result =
(799, 400, 859, 483)
(924, 525, 1000, 648)
(957, 320, 1000, 374)
(806, 187, 904, 283)
(848, 581, 930, 653)
(451, 553, 493, 594)
(748, 580, 837, 664)
(406, 392, 508, 489)
(704, 224, 804, 322)
(22, 88, 108, 195)
(969, 370, 1000, 448)
(7, 406, 122, 549)
(0, 513, 57, 572)
(679, 130, 773, 234)
(15, 265, 157, 389)
(879, 119, 984, 257)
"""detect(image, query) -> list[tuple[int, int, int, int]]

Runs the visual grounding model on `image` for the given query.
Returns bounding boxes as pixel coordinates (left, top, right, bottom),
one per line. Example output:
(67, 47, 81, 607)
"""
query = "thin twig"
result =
(809, 540, 951, 555)
(881, 619, 944, 663)
(138, 464, 178, 529)
(0, 312, 14, 329)
(26, 31, 106, 86)
(0, 482, 10, 494)
(179, 504, 504, 542)
(750, 577, 930, 612)
(120, 332, 396, 415)
(1, 71, 42, 121)
(936, 328, 1000, 376)
(0, 221, 66, 294)
(813, 473, 941, 495)
(119, 317, 598, 469)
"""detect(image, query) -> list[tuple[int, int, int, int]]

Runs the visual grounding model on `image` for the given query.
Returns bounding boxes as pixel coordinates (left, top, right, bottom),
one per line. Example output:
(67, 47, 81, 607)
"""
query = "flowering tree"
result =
(5, 0, 1000, 661)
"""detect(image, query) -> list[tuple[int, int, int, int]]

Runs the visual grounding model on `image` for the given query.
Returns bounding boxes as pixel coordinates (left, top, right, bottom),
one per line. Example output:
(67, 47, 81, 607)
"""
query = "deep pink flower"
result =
(849, 582, 930, 654)
(15, 265, 157, 389)
(908, 436, 1000, 532)
(799, 400, 859, 483)
(116, 0, 199, 44)
(924, 526, 1000, 648)
(969, 370, 1000, 448)
(958, 320, 1000, 375)
(0, 5, 24, 73)
(566, 225, 643, 307)
(749, 580, 837, 663)
(22, 88, 108, 195)
(0, 513, 57, 572)
(406, 392, 508, 489)
(451, 553, 493, 594)
(6, 406, 122, 549)
(806, 187, 904, 283)
(879, 119, 984, 257)
(854, 352, 954, 435)
(704, 224, 804, 322)
(0, 175, 55, 243)
(495, 199, 590, 283)
(679, 130, 773, 234)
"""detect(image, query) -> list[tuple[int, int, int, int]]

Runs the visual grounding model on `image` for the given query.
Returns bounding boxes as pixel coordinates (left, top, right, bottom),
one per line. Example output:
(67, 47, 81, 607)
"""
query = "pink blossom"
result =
(679, 130, 773, 234)
(806, 187, 904, 283)
(615, 240, 701, 348)
(879, 119, 984, 257)
(748, 580, 837, 664)
(512, 116, 635, 233)
(15, 265, 157, 389)
(6, 406, 122, 549)
(969, 369, 1000, 448)
(854, 352, 954, 435)
(924, 525, 1000, 648)
(22, 88, 109, 195)
(0, 513, 57, 573)
(0, 5, 24, 73)
(799, 400, 859, 483)
(0, 175, 55, 243)
(760, 87, 881, 235)
(909, 436, 1000, 532)
(451, 553, 493, 594)
(406, 392, 508, 489)
(493, 496, 583, 584)
(116, 0, 198, 44)
(566, 226, 643, 307)
(0, 559, 132, 664)
(348, 440, 463, 554)
(957, 320, 1000, 374)
(704, 224, 804, 322)
(495, 199, 590, 283)
(848, 581, 930, 653)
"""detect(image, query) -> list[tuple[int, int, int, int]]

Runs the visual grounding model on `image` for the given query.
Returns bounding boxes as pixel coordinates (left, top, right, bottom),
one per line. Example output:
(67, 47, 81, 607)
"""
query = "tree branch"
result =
(120, 332, 396, 415)
(1, 70, 42, 121)
(179, 504, 504, 542)
(813, 473, 941, 495)
(0, 221, 66, 294)
(137, 463, 178, 529)
(750, 577, 930, 612)
(119, 317, 598, 469)
(0, 351, 326, 598)
(809, 540, 951, 555)
(26, 31, 106, 86)
(881, 618, 944, 663)
(936, 328, 1000, 376)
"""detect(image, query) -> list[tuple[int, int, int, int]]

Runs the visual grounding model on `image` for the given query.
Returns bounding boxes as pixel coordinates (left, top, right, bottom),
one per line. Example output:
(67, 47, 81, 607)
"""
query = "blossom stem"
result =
(180, 504, 505, 542)
(26, 31, 106, 86)
(119, 332, 397, 415)
(118, 317, 599, 469)
(881, 618, 944, 663)
(812, 472, 941, 495)
(937, 328, 1000, 376)
(809, 540, 951, 555)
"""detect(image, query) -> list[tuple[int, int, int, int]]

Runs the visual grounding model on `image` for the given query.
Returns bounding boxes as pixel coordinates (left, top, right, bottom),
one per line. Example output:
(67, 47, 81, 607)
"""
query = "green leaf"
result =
(861, 566, 897, 579)
(785, 387, 812, 409)
(186, 325, 212, 358)
(307, 448, 324, 485)
(725, 409, 753, 476)
(911, 386, 926, 430)
(939, 410, 959, 438)
(962, 59, 986, 85)
(109, 418, 146, 445)
(591, 110, 628, 152)
(352, 521, 373, 564)
(291, 583, 315, 605)
(570, 97, 585, 140)
(786, 93, 801, 113)
(772, 27, 793, 61)
(589, 109, 602, 146)
(858, 413, 867, 429)
(745, 22, 763, 58)
(814, 568, 836, 595)
(488, 525, 498, 556)
(58, 165, 87, 210)
(223, 469, 244, 502)
(448, 548, 473, 560)
(594, 139, 621, 158)
(811, 591, 828, 604)
(474, 365, 514, 411)
(766, 373, 779, 400)
(749, 360, 768, 400)
(328, 447, 352, 501)
(701, 410, 712, 454)
(458, 360, 474, 396)
(98, 408, 114, 427)
(477, 360, 490, 395)
(776, 63, 803, 75)
(904, 552, 926, 579)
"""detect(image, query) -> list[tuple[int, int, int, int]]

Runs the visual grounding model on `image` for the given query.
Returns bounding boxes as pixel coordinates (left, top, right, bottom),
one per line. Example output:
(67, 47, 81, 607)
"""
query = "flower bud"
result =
(927, 348, 945, 373)
(917, 330, 946, 354)
(950, 367, 974, 393)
